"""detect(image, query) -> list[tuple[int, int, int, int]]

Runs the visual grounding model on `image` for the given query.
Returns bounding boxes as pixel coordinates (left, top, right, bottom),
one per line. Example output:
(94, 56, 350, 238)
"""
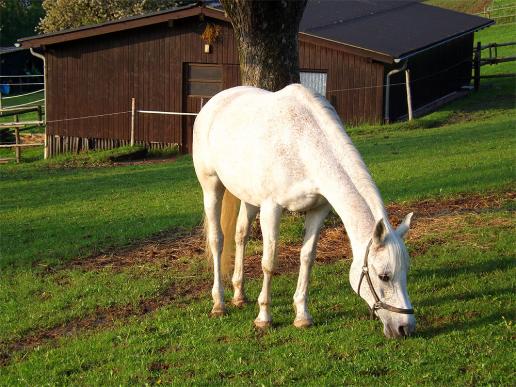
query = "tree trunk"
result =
(220, 0, 307, 91)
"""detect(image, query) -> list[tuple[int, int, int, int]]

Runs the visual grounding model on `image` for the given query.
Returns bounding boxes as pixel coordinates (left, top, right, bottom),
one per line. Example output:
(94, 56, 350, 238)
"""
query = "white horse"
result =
(192, 84, 416, 338)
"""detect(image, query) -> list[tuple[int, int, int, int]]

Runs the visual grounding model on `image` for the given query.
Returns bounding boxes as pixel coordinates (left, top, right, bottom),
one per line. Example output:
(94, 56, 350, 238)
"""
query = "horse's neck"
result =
(335, 142, 388, 221)
(313, 117, 388, 255)
(319, 169, 375, 254)
(313, 108, 388, 221)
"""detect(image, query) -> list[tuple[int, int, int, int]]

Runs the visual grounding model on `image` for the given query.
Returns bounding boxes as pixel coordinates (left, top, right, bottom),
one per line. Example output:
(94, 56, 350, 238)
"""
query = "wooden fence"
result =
(45, 134, 178, 158)
(475, 4, 516, 24)
(0, 122, 44, 163)
(473, 41, 516, 90)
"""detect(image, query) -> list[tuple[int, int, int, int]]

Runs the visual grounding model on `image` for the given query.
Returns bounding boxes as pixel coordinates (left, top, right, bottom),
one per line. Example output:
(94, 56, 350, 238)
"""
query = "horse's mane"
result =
(287, 85, 407, 271)
(288, 85, 387, 219)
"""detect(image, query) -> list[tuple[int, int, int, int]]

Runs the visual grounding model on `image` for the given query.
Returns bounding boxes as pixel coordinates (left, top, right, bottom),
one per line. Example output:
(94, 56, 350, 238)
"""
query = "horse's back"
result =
(192, 86, 269, 170)
(194, 84, 322, 156)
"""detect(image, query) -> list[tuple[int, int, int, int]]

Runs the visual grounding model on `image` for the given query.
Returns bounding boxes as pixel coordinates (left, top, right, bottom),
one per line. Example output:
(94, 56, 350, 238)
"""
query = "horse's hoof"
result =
(254, 319, 272, 329)
(293, 318, 313, 328)
(210, 306, 227, 317)
(231, 297, 247, 308)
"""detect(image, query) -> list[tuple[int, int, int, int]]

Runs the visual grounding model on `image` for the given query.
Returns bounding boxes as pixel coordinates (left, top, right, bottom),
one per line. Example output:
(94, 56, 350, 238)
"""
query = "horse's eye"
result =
(378, 274, 390, 282)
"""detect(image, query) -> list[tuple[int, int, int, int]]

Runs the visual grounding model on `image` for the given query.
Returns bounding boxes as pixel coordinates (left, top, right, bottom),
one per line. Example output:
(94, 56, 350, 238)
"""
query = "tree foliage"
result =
(37, 0, 195, 33)
(0, 0, 44, 45)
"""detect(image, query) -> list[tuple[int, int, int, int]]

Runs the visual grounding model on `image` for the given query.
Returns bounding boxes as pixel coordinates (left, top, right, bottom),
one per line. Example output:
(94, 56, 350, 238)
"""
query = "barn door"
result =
(182, 63, 222, 153)
(182, 63, 240, 153)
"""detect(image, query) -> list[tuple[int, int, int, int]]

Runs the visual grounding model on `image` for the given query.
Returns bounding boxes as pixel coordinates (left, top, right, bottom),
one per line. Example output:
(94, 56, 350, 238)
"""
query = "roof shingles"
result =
(300, 0, 493, 59)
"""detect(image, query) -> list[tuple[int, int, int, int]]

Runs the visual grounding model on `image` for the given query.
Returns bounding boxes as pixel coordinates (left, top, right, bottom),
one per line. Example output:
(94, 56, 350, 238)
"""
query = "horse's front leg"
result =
(254, 201, 282, 329)
(293, 203, 331, 328)
(232, 202, 258, 307)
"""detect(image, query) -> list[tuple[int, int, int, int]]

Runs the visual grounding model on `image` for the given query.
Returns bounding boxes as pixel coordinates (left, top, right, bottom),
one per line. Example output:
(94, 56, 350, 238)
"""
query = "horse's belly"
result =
(230, 187, 326, 212)
(218, 166, 325, 212)
(279, 192, 327, 212)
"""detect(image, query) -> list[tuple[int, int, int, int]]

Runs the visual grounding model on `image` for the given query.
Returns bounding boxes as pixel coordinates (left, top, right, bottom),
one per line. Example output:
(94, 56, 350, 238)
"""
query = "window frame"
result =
(187, 63, 223, 98)
(300, 69, 328, 97)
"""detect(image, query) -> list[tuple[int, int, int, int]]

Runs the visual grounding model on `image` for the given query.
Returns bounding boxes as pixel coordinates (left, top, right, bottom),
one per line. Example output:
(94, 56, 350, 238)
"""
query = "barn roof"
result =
(0, 46, 27, 55)
(300, 0, 494, 62)
(19, 1, 493, 63)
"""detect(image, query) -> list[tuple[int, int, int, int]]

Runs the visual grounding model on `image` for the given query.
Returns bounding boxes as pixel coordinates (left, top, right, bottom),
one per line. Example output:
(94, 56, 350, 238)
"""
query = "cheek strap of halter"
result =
(357, 239, 414, 320)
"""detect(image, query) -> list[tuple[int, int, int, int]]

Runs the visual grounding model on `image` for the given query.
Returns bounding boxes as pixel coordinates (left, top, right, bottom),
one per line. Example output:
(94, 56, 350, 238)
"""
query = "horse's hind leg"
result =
(201, 175, 227, 316)
(232, 201, 259, 307)
(293, 203, 331, 328)
(254, 201, 282, 329)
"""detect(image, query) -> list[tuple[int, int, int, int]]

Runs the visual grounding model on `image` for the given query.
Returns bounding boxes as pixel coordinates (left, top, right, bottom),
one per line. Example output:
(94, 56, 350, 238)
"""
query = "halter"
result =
(357, 239, 414, 320)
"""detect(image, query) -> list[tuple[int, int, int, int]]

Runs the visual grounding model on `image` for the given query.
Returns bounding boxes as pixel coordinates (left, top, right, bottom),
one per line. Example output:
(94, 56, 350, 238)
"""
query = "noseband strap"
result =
(357, 239, 414, 319)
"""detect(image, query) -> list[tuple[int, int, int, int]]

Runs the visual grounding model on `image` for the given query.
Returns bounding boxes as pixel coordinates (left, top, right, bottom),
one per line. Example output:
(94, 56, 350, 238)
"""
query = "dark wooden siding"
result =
(299, 40, 384, 126)
(387, 33, 474, 121)
(46, 18, 239, 148)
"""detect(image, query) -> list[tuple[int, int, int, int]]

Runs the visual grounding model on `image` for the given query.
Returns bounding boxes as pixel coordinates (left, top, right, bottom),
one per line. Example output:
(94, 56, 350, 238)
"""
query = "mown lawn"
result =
(1, 210, 514, 385)
(1, 22, 514, 386)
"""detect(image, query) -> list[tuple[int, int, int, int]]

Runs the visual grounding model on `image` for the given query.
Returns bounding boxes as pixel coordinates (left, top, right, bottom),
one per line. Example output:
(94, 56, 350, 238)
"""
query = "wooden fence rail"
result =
(0, 121, 45, 163)
(475, 4, 516, 24)
(473, 41, 516, 90)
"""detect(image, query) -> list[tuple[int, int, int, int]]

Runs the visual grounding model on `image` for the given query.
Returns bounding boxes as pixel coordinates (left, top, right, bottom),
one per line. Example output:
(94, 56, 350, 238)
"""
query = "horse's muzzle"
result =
(385, 317, 416, 338)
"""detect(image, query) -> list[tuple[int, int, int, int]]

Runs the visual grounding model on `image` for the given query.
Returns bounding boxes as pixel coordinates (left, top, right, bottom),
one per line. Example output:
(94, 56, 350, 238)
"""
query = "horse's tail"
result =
(204, 190, 240, 276)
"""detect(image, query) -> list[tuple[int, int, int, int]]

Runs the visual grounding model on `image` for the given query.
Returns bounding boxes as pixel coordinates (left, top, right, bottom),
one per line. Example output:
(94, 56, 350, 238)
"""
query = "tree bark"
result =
(220, 0, 307, 91)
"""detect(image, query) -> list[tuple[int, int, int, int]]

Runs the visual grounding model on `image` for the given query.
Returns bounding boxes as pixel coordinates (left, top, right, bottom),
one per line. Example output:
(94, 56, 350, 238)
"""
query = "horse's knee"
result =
(207, 231, 223, 254)
(235, 226, 248, 246)
(261, 240, 277, 273)
(299, 250, 315, 267)
(261, 262, 273, 274)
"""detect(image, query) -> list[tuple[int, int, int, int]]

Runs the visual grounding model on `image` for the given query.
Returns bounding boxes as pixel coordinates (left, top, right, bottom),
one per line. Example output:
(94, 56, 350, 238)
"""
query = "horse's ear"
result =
(396, 212, 414, 240)
(373, 218, 387, 246)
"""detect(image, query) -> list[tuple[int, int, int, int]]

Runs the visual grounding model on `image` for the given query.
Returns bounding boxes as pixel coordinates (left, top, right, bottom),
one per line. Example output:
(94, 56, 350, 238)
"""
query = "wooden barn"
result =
(19, 1, 492, 157)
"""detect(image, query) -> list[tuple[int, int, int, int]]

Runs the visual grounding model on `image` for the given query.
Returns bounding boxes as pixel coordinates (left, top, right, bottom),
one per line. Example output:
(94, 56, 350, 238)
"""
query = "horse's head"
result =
(351, 213, 416, 338)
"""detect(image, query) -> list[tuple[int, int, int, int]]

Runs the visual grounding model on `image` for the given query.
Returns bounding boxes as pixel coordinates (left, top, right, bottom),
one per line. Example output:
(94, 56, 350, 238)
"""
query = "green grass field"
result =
(426, 0, 516, 23)
(0, 89, 44, 109)
(0, 21, 514, 385)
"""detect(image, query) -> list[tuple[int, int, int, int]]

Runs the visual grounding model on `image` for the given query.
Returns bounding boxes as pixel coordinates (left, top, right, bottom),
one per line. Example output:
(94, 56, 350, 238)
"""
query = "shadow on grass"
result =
(415, 310, 511, 339)
(411, 253, 513, 338)
(417, 284, 512, 308)
(413, 254, 514, 281)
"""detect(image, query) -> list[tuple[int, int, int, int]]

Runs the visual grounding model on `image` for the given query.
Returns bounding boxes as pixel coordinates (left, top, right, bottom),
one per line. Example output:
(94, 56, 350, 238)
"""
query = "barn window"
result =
(187, 64, 222, 97)
(300, 71, 327, 96)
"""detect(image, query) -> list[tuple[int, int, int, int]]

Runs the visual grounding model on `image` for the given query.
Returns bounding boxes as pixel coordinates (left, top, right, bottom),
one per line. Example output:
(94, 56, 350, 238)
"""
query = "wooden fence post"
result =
(130, 97, 135, 146)
(405, 69, 413, 121)
(474, 41, 481, 91)
(14, 127, 20, 163)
